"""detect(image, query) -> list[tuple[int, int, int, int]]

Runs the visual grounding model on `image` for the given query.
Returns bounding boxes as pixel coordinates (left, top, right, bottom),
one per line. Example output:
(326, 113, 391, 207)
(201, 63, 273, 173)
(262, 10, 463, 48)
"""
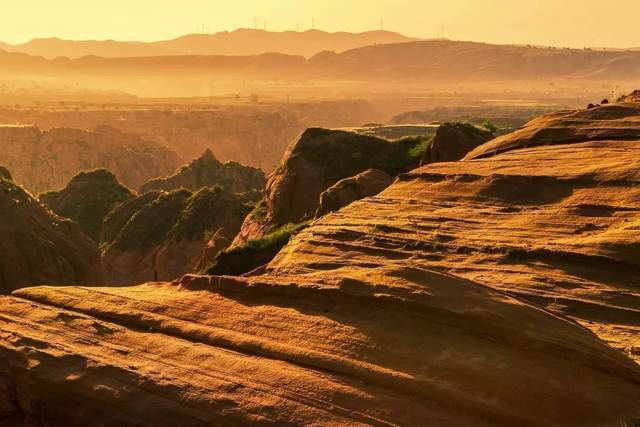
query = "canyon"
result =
(1, 94, 640, 425)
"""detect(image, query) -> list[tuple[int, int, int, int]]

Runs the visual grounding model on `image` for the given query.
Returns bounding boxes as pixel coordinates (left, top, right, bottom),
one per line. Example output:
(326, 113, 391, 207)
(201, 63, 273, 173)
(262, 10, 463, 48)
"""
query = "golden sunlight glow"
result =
(1, 0, 640, 48)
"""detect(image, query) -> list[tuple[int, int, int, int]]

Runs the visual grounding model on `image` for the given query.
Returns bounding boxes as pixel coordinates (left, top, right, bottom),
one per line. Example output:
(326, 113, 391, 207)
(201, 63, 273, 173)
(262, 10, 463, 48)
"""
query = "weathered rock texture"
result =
(465, 101, 640, 160)
(139, 149, 265, 195)
(272, 99, 640, 365)
(315, 169, 392, 217)
(421, 122, 493, 164)
(0, 170, 102, 293)
(101, 187, 251, 284)
(234, 129, 426, 245)
(40, 169, 133, 242)
(2, 100, 640, 425)
(0, 124, 181, 195)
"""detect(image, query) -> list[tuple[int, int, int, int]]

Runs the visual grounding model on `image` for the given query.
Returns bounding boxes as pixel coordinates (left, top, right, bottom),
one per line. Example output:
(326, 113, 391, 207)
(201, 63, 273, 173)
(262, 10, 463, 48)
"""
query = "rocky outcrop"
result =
(0, 124, 182, 194)
(40, 169, 133, 242)
(234, 129, 427, 245)
(0, 169, 102, 293)
(315, 169, 392, 217)
(3, 98, 640, 425)
(465, 101, 640, 160)
(139, 149, 265, 194)
(421, 122, 493, 164)
(101, 187, 251, 284)
(271, 92, 640, 366)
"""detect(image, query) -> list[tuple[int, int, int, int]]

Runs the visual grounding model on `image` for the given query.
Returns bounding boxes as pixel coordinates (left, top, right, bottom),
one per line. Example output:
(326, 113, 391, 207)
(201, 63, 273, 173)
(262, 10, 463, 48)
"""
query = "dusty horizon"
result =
(2, 0, 640, 49)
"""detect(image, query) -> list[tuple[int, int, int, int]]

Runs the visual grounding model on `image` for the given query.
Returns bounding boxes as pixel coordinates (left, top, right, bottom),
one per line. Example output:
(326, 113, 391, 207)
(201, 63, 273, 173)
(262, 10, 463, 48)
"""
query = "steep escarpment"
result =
(0, 124, 182, 194)
(101, 187, 251, 284)
(421, 122, 493, 164)
(234, 129, 427, 246)
(40, 169, 133, 242)
(0, 168, 102, 293)
(2, 99, 640, 424)
(140, 149, 265, 194)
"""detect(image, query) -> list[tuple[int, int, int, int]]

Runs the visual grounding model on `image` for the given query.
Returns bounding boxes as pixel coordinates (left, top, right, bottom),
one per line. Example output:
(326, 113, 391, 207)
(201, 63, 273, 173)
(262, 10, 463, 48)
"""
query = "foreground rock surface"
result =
(2, 101, 640, 425)
(0, 170, 102, 293)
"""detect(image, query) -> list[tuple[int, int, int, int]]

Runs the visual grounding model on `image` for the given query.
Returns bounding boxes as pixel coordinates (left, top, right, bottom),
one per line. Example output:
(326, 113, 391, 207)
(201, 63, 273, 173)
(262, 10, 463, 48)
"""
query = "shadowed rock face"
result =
(422, 122, 493, 164)
(40, 169, 134, 242)
(315, 168, 392, 218)
(100, 187, 251, 284)
(0, 170, 102, 293)
(234, 129, 426, 245)
(139, 149, 265, 195)
(2, 99, 640, 425)
(0, 125, 182, 195)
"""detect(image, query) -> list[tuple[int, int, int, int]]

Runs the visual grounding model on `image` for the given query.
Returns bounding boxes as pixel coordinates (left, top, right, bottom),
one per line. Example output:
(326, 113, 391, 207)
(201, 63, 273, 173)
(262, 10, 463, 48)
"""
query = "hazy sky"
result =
(1, 0, 640, 48)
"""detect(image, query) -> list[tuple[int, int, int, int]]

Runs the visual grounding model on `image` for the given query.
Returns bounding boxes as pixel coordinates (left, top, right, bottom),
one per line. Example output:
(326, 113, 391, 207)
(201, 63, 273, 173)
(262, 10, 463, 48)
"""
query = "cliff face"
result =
(40, 169, 133, 242)
(315, 168, 392, 218)
(101, 187, 251, 284)
(0, 125, 182, 195)
(2, 98, 640, 425)
(0, 169, 102, 293)
(421, 122, 493, 164)
(139, 149, 265, 194)
(234, 129, 427, 245)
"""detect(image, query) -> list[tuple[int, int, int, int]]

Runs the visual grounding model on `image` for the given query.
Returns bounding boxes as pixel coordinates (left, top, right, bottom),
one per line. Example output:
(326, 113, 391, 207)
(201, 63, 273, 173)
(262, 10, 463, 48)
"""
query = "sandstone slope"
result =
(140, 149, 265, 194)
(2, 99, 640, 425)
(101, 187, 251, 284)
(0, 169, 102, 293)
(0, 125, 182, 194)
(272, 98, 640, 364)
(40, 169, 133, 242)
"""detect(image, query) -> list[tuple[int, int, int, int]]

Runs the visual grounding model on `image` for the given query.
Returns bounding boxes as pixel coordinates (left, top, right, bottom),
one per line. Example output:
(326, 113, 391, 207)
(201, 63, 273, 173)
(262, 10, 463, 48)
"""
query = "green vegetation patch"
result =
(384, 135, 433, 175)
(226, 221, 309, 256)
(40, 169, 133, 242)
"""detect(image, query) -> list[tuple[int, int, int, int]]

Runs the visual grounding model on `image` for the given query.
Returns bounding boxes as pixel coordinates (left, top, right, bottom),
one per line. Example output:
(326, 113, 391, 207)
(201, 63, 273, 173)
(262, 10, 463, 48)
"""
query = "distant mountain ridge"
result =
(0, 29, 418, 59)
(2, 39, 640, 83)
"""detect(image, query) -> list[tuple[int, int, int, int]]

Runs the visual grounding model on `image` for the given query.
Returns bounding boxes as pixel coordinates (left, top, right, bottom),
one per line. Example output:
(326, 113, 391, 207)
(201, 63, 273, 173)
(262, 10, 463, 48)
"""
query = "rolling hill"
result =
(0, 29, 418, 59)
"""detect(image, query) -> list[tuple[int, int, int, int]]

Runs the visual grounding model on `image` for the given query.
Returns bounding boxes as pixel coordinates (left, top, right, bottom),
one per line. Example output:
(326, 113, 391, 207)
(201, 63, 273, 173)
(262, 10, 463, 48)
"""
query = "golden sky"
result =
(2, 0, 640, 48)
